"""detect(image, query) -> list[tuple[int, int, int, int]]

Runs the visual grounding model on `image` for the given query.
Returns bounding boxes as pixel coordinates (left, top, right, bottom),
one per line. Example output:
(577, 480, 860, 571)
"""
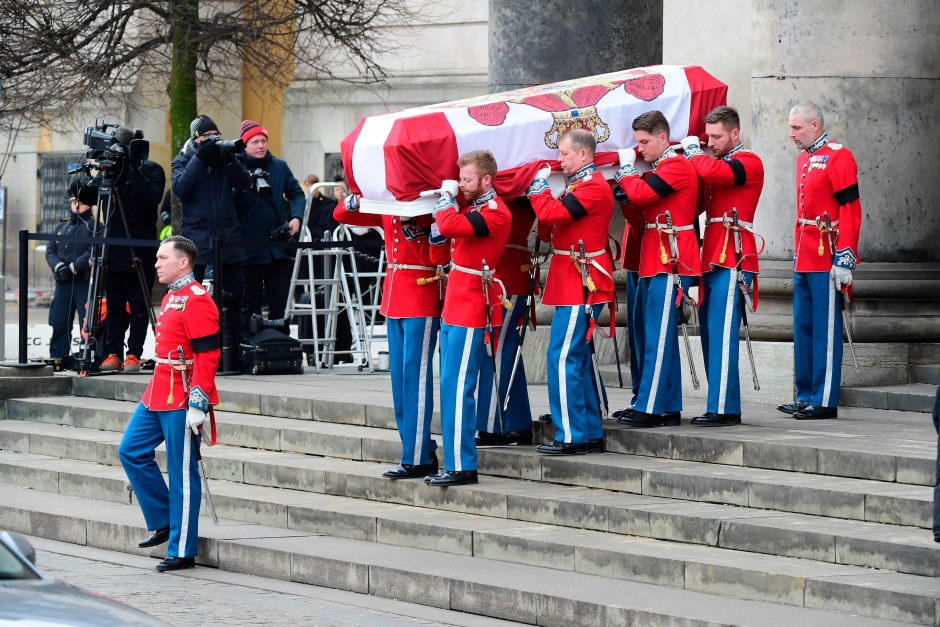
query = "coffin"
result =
(340, 65, 727, 215)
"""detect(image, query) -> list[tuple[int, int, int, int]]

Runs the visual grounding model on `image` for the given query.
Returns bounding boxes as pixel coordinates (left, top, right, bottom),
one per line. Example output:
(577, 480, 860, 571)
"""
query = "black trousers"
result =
(48, 279, 89, 359)
(104, 266, 156, 358)
(243, 258, 291, 320)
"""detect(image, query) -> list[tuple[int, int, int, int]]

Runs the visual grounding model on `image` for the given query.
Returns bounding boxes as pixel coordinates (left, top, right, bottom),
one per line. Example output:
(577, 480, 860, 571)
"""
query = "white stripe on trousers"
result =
(557, 308, 578, 443)
(717, 273, 737, 414)
(411, 319, 433, 465)
(822, 279, 836, 406)
(486, 295, 516, 431)
(179, 427, 191, 556)
(453, 330, 475, 471)
(646, 280, 674, 412)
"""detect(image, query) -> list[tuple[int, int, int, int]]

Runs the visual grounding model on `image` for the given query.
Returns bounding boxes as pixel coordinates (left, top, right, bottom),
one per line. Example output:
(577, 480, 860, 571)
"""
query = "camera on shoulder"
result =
(199, 135, 245, 164)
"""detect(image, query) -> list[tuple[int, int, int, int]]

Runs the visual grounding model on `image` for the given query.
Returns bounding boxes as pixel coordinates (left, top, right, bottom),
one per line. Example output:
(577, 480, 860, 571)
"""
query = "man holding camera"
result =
(172, 115, 252, 343)
(46, 181, 96, 364)
(99, 128, 166, 373)
(234, 120, 305, 321)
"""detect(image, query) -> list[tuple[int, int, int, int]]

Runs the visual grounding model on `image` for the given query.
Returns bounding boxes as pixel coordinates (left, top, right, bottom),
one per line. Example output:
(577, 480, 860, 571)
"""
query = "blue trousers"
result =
(477, 295, 532, 433)
(625, 271, 641, 404)
(700, 268, 754, 415)
(633, 274, 694, 416)
(793, 272, 843, 408)
(546, 305, 607, 444)
(440, 324, 486, 472)
(119, 402, 201, 558)
(386, 317, 439, 466)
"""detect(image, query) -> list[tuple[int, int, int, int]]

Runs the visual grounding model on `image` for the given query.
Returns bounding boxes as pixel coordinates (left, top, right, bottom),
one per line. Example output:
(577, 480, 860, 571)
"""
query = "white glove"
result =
(428, 222, 447, 246)
(439, 179, 459, 198)
(680, 135, 705, 158)
(617, 148, 636, 167)
(535, 164, 552, 180)
(831, 266, 853, 290)
(343, 194, 360, 212)
(187, 407, 206, 436)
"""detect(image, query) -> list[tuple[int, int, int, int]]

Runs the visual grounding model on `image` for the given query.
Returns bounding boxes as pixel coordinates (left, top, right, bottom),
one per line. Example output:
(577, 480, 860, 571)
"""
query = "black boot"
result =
(793, 405, 838, 420)
(476, 429, 533, 447)
(690, 412, 741, 426)
(384, 452, 438, 479)
(777, 401, 810, 415)
(427, 470, 478, 486)
(535, 440, 588, 455)
(138, 526, 170, 548)
(155, 556, 195, 572)
(587, 437, 605, 453)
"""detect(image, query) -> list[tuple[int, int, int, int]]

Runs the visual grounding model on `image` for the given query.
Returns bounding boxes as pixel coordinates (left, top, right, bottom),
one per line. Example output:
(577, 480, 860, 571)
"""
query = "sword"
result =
(820, 216, 860, 372)
(731, 209, 760, 390)
(481, 259, 504, 434)
(664, 211, 699, 390)
(575, 240, 608, 419)
(175, 345, 220, 526)
(503, 240, 540, 412)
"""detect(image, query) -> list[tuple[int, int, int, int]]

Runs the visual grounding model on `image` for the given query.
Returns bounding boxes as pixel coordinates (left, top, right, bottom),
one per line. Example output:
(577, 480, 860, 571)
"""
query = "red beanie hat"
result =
(240, 119, 268, 143)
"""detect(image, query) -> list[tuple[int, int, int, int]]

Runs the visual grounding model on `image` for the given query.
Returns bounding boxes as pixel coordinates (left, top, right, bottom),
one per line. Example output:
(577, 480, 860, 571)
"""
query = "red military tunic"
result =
(435, 188, 512, 328)
(497, 198, 536, 296)
(530, 164, 615, 306)
(617, 187, 643, 272)
(687, 144, 764, 273)
(333, 205, 443, 318)
(142, 276, 220, 411)
(617, 148, 702, 278)
(793, 133, 862, 272)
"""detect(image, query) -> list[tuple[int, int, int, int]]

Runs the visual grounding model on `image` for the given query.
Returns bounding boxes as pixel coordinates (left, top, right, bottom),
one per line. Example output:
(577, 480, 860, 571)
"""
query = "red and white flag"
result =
(341, 65, 727, 214)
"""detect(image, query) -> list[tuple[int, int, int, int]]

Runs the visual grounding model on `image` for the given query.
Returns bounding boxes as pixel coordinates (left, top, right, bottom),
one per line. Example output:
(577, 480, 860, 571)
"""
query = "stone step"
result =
(911, 363, 940, 385)
(0, 480, 933, 625)
(0, 486, 911, 627)
(1, 420, 938, 581)
(2, 398, 934, 530)
(0, 376, 71, 400)
(841, 383, 937, 413)
(911, 343, 940, 365)
(59, 377, 940, 487)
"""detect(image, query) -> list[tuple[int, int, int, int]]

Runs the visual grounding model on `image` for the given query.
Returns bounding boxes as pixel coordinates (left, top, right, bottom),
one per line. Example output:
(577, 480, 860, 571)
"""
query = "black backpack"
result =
(239, 323, 304, 375)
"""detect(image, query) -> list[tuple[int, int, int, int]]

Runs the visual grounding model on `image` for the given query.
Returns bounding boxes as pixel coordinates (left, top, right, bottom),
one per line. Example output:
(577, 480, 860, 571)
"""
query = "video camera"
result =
(82, 120, 149, 168)
(199, 135, 244, 164)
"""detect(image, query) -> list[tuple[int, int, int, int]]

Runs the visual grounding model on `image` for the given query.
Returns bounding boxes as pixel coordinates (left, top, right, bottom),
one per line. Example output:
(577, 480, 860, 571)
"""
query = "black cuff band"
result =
(562, 194, 588, 219)
(466, 211, 490, 237)
(190, 334, 220, 353)
(728, 159, 747, 186)
(646, 173, 675, 199)
(834, 183, 860, 205)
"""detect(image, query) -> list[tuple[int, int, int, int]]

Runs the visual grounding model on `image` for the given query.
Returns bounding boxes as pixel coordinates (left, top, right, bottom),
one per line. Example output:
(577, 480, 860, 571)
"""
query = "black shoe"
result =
(690, 412, 741, 427)
(618, 411, 679, 428)
(536, 441, 588, 455)
(476, 429, 533, 447)
(536, 413, 553, 423)
(587, 437, 605, 453)
(793, 405, 838, 420)
(777, 401, 810, 415)
(427, 470, 478, 486)
(611, 406, 634, 419)
(383, 459, 438, 479)
(138, 526, 170, 548)
(661, 412, 681, 426)
(423, 470, 445, 483)
(155, 556, 195, 572)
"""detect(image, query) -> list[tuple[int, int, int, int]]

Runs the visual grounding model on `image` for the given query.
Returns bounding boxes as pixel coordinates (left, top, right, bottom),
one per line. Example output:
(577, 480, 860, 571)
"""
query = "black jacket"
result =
(234, 151, 305, 265)
(106, 159, 166, 270)
(306, 193, 339, 240)
(171, 139, 252, 266)
(46, 210, 95, 281)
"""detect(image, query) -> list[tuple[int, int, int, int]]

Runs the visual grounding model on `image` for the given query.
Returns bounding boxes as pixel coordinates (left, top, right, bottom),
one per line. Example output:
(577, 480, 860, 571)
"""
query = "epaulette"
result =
(488, 199, 497, 209)
(188, 284, 207, 296)
(827, 143, 843, 150)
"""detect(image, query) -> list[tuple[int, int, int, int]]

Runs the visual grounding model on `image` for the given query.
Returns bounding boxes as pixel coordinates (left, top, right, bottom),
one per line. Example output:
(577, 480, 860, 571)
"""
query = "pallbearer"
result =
(476, 197, 536, 446)
(119, 236, 219, 572)
(527, 129, 614, 455)
(680, 105, 764, 426)
(334, 194, 443, 479)
(615, 111, 701, 428)
(427, 150, 511, 486)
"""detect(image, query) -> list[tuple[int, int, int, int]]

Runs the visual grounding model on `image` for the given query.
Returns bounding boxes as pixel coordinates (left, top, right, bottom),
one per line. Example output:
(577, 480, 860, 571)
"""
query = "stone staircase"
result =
(0, 372, 937, 626)
(842, 343, 940, 413)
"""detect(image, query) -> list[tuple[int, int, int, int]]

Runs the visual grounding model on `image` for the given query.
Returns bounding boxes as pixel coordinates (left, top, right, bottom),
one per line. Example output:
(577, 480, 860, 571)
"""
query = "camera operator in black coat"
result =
(234, 120, 305, 320)
(99, 129, 166, 372)
(46, 182, 96, 362)
(171, 115, 252, 342)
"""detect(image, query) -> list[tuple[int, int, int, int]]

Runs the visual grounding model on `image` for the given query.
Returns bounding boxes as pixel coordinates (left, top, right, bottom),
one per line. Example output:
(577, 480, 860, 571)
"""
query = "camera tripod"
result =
(76, 160, 158, 375)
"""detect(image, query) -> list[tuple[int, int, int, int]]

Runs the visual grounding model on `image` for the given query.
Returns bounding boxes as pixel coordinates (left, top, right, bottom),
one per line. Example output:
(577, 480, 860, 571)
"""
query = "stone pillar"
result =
(750, 0, 940, 341)
(488, 0, 663, 92)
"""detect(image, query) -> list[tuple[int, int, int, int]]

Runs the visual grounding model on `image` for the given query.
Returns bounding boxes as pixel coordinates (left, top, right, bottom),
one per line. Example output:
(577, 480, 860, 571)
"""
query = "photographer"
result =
(171, 115, 252, 341)
(99, 127, 166, 373)
(234, 120, 305, 320)
(46, 181, 96, 363)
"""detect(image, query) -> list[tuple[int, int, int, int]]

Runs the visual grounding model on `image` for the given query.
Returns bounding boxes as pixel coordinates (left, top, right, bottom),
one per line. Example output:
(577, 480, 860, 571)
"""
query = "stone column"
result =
(488, 0, 663, 92)
(749, 0, 940, 341)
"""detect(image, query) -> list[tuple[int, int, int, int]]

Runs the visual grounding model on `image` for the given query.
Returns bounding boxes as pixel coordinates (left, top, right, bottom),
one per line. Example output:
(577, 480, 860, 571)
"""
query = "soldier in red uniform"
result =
(476, 197, 536, 446)
(425, 150, 511, 486)
(615, 111, 701, 428)
(528, 129, 614, 455)
(612, 175, 645, 421)
(118, 236, 220, 572)
(778, 101, 862, 420)
(333, 194, 444, 477)
(680, 105, 764, 426)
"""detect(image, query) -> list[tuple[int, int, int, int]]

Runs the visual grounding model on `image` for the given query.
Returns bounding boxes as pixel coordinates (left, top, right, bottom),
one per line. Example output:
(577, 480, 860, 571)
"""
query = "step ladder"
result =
(284, 184, 378, 373)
